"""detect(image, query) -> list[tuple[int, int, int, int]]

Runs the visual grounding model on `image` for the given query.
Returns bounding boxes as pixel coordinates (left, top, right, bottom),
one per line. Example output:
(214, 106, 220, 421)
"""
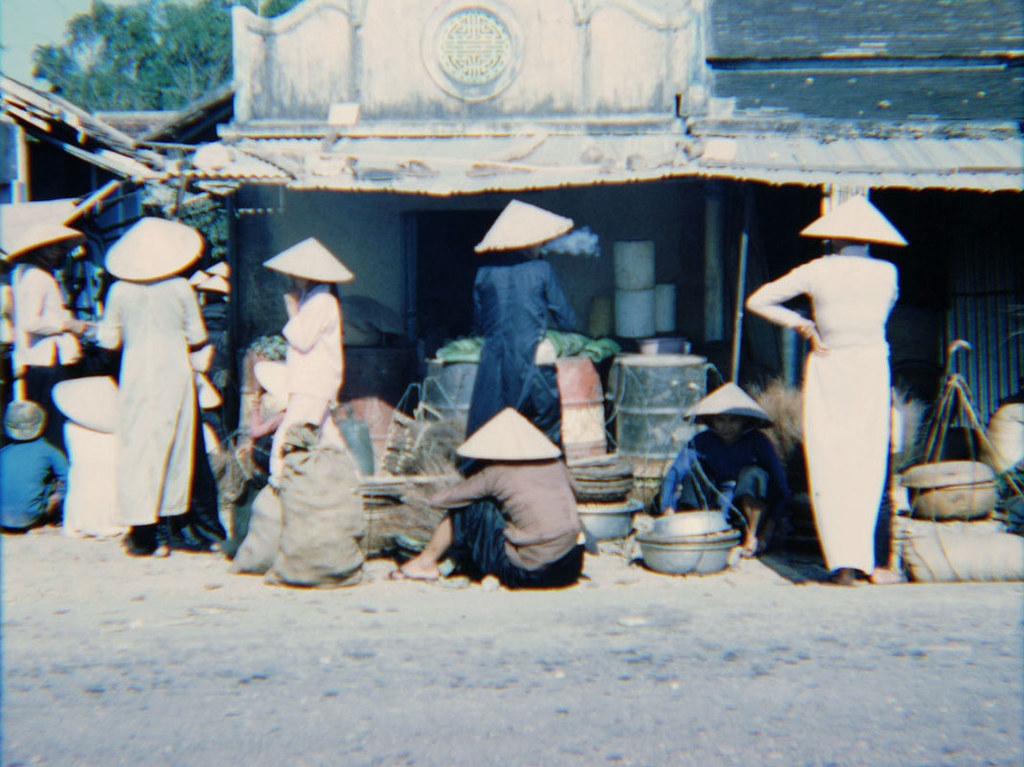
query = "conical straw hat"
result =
(195, 372, 222, 409)
(197, 274, 230, 294)
(207, 261, 230, 278)
(0, 199, 78, 229)
(474, 200, 574, 254)
(105, 217, 203, 281)
(188, 269, 210, 286)
(263, 238, 354, 283)
(254, 360, 288, 403)
(800, 196, 907, 247)
(202, 422, 222, 454)
(190, 344, 214, 373)
(52, 376, 119, 434)
(457, 407, 562, 461)
(687, 382, 771, 425)
(0, 199, 81, 261)
(1, 219, 84, 262)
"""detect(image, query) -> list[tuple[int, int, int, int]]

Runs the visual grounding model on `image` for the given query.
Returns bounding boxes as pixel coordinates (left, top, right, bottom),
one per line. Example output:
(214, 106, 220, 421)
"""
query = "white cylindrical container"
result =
(613, 241, 655, 291)
(654, 283, 677, 333)
(615, 288, 655, 338)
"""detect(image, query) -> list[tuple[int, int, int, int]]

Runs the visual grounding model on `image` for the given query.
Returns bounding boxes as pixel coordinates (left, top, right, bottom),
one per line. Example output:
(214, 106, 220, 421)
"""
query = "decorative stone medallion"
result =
(423, 2, 522, 102)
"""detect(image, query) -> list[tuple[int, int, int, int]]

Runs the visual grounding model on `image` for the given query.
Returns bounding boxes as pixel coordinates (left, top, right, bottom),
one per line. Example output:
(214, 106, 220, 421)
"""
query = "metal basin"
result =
(649, 510, 730, 538)
(577, 499, 644, 541)
(636, 528, 741, 575)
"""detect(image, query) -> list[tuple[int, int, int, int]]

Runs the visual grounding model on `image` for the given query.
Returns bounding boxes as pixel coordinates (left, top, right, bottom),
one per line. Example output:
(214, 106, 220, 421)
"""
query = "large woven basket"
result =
(911, 481, 999, 521)
(901, 460, 999, 521)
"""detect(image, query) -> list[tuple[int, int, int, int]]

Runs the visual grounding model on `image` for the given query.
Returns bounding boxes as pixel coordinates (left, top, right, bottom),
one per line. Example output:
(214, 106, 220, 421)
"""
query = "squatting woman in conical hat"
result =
(660, 382, 791, 557)
(391, 408, 585, 589)
(746, 195, 906, 586)
(262, 237, 353, 479)
(94, 217, 209, 557)
(464, 200, 578, 452)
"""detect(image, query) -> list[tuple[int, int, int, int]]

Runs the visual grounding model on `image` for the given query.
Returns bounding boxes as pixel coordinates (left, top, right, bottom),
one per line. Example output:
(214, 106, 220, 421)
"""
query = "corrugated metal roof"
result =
(186, 127, 1024, 194)
(188, 132, 700, 194)
(696, 133, 1024, 191)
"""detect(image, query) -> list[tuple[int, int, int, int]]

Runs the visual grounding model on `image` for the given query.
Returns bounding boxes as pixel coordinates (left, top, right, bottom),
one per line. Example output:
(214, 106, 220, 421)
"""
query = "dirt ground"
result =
(2, 525, 1023, 767)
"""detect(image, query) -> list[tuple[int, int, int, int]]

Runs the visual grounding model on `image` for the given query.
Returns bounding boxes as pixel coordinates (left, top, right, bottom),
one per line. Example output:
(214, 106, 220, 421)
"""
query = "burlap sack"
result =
(902, 518, 1024, 583)
(228, 485, 283, 575)
(265, 425, 366, 588)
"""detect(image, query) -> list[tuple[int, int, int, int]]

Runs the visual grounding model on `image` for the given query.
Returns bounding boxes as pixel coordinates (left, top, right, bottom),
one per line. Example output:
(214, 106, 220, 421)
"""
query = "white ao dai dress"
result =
(747, 250, 898, 573)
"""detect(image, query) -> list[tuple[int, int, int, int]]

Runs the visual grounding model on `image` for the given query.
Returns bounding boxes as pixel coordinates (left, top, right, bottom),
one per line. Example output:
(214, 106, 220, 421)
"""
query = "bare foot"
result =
(390, 558, 441, 582)
(869, 567, 904, 585)
(740, 535, 758, 558)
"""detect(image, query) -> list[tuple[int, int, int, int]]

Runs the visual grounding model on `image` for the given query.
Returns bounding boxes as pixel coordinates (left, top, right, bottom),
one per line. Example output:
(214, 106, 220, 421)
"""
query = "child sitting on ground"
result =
(0, 400, 68, 532)
(660, 382, 790, 557)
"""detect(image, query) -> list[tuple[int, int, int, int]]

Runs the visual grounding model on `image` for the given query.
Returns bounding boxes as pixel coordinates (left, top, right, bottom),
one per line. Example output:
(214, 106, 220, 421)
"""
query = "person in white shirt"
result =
(262, 238, 354, 479)
(7, 220, 88, 452)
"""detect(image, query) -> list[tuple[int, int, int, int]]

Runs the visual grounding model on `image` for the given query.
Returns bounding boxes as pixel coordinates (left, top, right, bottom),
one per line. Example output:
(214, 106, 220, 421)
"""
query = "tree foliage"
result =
(33, 0, 302, 112)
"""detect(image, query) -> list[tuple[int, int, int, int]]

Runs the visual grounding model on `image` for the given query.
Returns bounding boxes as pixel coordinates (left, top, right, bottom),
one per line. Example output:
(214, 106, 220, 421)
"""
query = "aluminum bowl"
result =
(636, 528, 741, 575)
(577, 499, 644, 541)
(649, 510, 731, 538)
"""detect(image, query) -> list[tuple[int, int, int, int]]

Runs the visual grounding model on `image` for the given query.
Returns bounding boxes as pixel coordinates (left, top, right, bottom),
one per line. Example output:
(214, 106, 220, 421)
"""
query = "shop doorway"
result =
(412, 209, 498, 360)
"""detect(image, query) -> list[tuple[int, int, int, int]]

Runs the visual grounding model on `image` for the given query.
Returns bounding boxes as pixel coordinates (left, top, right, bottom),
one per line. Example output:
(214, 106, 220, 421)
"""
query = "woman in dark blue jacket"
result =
(466, 201, 577, 448)
(660, 383, 791, 557)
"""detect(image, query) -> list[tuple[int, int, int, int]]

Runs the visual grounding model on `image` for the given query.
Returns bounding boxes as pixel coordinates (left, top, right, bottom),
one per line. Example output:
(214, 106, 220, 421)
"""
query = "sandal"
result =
(387, 567, 438, 583)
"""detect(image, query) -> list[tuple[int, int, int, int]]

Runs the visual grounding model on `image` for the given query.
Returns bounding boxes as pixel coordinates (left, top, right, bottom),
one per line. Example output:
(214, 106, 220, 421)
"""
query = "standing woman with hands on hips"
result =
(745, 196, 906, 586)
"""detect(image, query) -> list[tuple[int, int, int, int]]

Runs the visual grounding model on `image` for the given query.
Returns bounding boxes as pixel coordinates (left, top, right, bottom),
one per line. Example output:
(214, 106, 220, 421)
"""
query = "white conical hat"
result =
(263, 238, 354, 283)
(105, 217, 204, 281)
(197, 274, 230, 294)
(0, 199, 78, 229)
(189, 269, 210, 286)
(195, 372, 222, 410)
(0, 200, 82, 262)
(52, 376, 119, 434)
(254, 360, 288, 402)
(800, 196, 907, 247)
(457, 407, 562, 461)
(207, 261, 230, 278)
(474, 200, 574, 254)
(1, 219, 84, 262)
(190, 343, 214, 373)
(687, 382, 771, 425)
(202, 422, 222, 454)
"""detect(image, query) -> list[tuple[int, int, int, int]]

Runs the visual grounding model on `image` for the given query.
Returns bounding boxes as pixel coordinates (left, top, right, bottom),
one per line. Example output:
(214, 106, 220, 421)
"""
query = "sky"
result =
(1, 0, 130, 84)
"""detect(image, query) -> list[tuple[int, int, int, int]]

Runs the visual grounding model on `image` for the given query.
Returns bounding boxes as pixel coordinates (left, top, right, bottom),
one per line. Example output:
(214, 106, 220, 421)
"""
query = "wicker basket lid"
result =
(900, 460, 996, 489)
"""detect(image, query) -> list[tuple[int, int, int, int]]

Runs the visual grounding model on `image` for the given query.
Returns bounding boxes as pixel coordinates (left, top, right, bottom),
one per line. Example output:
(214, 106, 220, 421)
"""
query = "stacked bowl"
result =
(635, 511, 741, 575)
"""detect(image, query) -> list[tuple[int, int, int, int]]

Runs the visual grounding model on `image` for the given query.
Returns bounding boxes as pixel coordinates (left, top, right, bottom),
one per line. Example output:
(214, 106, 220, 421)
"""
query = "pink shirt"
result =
(11, 264, 79, 369)
(282, 284, 343, 401)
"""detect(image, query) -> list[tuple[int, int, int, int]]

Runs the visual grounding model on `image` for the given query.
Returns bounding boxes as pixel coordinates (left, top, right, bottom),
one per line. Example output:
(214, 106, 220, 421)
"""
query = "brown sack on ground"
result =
(265, 425, 366, 588)
(229, 485, 282, 575)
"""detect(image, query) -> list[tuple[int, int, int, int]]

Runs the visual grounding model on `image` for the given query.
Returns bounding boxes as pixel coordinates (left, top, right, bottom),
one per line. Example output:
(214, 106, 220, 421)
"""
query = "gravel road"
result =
(3, 526, 1022, 766)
